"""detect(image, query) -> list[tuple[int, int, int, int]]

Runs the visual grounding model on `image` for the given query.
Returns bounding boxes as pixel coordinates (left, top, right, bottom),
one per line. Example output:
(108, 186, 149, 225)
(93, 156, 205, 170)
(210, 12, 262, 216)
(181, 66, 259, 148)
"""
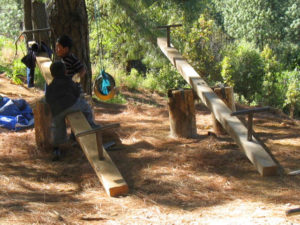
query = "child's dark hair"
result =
(50, 61, 66, 78)
(57, 35, 73, 49)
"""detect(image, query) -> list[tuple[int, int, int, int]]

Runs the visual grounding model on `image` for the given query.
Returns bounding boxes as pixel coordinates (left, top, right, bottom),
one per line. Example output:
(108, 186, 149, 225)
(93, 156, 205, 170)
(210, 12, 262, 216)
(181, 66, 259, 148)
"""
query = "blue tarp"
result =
(0, 96, 34, 131)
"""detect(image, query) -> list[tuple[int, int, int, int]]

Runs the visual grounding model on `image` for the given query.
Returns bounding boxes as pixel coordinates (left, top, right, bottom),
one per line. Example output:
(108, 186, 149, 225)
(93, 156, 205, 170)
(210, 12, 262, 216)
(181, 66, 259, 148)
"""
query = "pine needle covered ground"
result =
(0, 73, 299, 225)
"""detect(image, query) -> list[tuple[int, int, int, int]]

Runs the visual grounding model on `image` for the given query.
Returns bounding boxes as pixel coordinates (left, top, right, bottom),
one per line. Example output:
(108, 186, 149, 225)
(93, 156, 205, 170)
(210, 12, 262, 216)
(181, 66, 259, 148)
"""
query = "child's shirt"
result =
(61, 53, 84, 78)
(45, 75, 80, 116)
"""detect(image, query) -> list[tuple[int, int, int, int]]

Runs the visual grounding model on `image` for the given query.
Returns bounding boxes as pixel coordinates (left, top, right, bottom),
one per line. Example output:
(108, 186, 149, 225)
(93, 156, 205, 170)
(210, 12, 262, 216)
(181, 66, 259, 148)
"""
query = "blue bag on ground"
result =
(0, 96, 34, 131)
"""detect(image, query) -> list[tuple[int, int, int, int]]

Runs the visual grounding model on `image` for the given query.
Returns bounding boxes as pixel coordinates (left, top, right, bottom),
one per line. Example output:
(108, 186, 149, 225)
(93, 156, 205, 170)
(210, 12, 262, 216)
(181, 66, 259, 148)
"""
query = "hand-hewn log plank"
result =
(66, 112, 128, 197)
(35, 54, 128, 196)
(35, 53, 53, 84)
(157, 37, 277, 176)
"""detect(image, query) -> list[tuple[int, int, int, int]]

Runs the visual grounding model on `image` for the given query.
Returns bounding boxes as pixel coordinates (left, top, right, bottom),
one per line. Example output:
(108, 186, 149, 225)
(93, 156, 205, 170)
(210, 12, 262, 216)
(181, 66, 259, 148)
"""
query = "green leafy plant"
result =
(283, 68, 300, 118)
(221, 41, 264, 103)
(259, 45, 282, 106)
(9, 60, 26, 85)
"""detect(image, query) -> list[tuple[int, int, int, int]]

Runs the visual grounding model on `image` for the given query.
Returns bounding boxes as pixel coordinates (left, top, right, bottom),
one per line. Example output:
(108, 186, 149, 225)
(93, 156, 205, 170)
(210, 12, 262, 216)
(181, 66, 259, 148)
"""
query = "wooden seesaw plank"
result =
(157, 37, 278, 176)
(35, 53, 53, 85)
(66, 112, 128, 197)
(35, 53, 128, 196)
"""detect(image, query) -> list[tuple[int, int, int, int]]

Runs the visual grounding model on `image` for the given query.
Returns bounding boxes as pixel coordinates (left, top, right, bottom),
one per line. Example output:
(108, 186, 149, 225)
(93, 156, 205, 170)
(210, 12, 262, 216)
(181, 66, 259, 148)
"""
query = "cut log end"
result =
(108, 184, 129, 197)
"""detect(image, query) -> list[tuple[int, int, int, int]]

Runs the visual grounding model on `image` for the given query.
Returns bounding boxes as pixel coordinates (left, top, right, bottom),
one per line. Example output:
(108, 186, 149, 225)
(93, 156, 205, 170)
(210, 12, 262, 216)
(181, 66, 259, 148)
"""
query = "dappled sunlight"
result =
(0, 74, 299, 224)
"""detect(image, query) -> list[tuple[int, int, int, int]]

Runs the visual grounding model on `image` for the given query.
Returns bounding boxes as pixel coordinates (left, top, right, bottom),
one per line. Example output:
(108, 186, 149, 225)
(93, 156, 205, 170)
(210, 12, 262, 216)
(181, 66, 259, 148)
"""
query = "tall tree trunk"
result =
(23, 0, 33, 41)
(47, 0, 92, 94)
(32, 0, 51, 47)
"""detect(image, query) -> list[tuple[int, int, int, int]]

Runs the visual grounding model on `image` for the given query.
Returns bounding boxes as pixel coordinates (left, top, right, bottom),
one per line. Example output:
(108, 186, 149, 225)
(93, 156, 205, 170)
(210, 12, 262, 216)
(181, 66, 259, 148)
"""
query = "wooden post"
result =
(168, 89, 197, 138)
(33, 99, 52, 152)
(211, 86, 236, 135)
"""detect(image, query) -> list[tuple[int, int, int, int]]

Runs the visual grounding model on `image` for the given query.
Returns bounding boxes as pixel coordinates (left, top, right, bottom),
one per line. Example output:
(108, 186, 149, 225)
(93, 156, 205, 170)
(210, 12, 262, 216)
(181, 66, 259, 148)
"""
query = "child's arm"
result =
(72, 67, 86, 83)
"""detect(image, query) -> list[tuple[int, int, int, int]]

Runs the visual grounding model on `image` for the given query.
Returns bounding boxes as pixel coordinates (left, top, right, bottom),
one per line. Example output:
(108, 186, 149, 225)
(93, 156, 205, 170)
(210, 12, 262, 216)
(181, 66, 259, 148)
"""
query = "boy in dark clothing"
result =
(55, 35, 86, 81)
(46, 61, 96, 161)
(21, 42, 38, 88)
(55, 35, 87, 142)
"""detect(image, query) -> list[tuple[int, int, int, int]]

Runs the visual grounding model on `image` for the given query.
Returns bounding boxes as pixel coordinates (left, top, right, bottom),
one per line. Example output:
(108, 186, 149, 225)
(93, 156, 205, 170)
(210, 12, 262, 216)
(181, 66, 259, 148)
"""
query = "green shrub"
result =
(275, 42, 300, 70)
(221, 41, 264, 103)
(9, 60, 26, 85)
(282, 68, 300, 118)
(259, 45, 283, 106)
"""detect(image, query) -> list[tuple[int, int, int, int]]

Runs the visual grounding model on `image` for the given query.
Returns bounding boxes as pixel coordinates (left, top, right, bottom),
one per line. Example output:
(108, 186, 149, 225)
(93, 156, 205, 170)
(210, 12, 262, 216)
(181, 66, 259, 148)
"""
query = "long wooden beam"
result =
(66, 112, 128, 196)
(35, 53, 128, 196)
(157, 37, 277, 176)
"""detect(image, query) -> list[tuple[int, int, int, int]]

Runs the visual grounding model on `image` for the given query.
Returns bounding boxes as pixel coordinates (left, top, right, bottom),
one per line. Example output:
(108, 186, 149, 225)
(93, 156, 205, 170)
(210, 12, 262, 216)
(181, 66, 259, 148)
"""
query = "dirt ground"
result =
(0, 73, 300, 225)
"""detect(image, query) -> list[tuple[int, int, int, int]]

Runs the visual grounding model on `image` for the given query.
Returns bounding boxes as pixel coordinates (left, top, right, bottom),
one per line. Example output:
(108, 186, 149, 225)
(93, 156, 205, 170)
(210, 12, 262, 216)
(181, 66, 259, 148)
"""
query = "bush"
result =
(275, 42, 300, 70)
(282, 68, 300, 118)
(10, 60, 26, 84)
(258, 45, 283, 106)
(221, 41, 264, 103)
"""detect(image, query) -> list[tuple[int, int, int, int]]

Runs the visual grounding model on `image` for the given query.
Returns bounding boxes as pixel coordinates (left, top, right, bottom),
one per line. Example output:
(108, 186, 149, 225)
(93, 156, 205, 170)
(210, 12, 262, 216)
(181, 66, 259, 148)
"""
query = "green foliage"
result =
(122, 69, 143, 90)
(100, 92, 127, 104)
(176, 13, 223, 81)
(284, 0, 300, 44)
(221, 41, 264, 103)
(0, 0, 300, 117)
(9, 60, 26, 84)
(275, 42, 300, 70)
(282, 68, 300, 117)
(259, 45, 282, 106)
(213, 0, 287, 49)
(0, 0, 23, 38)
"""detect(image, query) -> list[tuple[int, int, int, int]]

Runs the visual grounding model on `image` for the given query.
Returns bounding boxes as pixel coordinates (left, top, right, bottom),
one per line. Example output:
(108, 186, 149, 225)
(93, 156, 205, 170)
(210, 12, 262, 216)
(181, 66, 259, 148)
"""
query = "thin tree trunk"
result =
(32, 0, 51, 46)
(23, 0, 33, 41)
(47, 0, 92, 94)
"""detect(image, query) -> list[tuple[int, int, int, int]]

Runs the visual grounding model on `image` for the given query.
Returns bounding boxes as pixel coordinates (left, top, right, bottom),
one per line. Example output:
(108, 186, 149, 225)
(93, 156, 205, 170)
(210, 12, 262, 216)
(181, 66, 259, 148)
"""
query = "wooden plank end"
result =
(108, 184, 129, 197)
(260, 165, 278, 176)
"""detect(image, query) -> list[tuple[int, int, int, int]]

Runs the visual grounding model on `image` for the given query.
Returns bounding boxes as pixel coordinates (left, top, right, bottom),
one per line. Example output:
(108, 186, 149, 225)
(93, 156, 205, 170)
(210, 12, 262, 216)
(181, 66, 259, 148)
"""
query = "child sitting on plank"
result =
(45, 61, 97, 161)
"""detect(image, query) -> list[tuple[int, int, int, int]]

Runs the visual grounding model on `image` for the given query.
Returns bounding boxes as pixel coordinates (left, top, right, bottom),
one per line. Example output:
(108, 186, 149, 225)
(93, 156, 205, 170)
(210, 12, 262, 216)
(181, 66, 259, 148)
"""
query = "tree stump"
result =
(168, 89, 197, 138)
(33, 99, 52, 152)
(211, 86, 236, 135)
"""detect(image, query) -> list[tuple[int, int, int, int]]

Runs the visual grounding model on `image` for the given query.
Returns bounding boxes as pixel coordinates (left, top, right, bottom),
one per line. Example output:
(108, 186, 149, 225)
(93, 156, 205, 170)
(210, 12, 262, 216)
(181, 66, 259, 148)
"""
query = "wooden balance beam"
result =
(157, 37, 278, 176)
(35, 53, 128, 196)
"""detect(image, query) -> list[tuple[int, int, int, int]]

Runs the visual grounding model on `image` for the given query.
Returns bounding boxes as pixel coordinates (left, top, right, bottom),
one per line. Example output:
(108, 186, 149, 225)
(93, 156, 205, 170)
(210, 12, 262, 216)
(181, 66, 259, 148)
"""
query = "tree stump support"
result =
(211, 86, 236, 135)
(168, 89, 197, 138)
(33, 99, 52, 152)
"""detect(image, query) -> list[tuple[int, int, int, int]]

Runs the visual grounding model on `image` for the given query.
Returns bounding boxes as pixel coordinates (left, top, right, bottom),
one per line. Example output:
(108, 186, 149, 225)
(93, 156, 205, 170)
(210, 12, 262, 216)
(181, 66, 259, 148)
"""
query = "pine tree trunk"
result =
(23, 0, 33, 41)
(31, 0, 51, 46)
(47, 0, 92, 94)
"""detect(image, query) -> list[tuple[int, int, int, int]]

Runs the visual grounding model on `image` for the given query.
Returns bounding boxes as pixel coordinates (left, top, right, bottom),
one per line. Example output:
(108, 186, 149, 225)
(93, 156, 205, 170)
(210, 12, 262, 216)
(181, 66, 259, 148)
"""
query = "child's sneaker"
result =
(52, 148, 61, 161)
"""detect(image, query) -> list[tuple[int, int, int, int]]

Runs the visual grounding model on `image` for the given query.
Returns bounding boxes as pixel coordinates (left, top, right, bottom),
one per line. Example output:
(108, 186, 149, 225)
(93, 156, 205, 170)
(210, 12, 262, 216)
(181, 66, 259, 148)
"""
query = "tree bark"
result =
(34, 99, 52, 152)
(23, 0, 33, 41)
(31, 0, 51, 46)
(211, 86, 236, 135)
(47, 0, 92, 94)
(168, 89, 197, 138)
